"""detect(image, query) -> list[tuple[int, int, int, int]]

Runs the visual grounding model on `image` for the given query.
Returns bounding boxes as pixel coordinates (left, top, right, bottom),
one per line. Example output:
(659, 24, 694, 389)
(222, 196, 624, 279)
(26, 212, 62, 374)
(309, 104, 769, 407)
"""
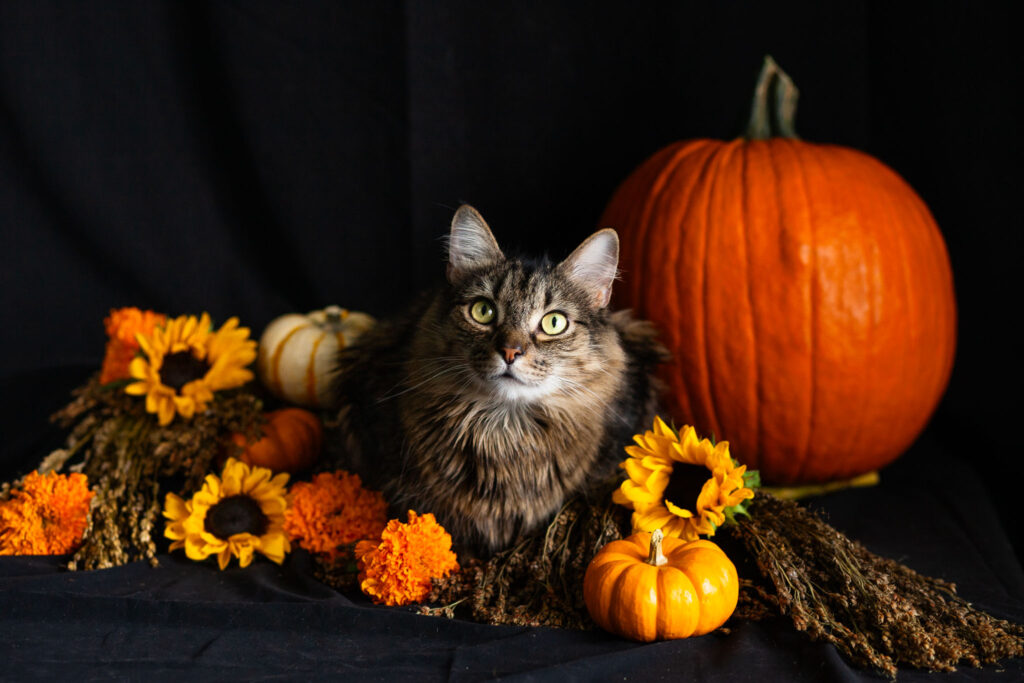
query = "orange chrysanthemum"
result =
(0, 471, 94, 556)
(99, 307, 166, 384)
(284, 470, 388, 560)
(356, 510, 459, 606)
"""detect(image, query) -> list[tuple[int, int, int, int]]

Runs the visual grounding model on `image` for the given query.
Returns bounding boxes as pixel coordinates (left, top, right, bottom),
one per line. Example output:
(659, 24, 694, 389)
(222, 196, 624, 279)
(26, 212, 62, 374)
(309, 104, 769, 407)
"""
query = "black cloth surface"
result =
(2, 2, 1022, 680)
(1, 386, 1022, 680)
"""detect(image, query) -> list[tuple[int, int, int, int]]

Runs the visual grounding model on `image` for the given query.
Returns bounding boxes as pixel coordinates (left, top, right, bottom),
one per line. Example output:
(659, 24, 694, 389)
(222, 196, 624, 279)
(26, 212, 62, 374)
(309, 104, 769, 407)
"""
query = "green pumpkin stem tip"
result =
(745, 54, 800, 141)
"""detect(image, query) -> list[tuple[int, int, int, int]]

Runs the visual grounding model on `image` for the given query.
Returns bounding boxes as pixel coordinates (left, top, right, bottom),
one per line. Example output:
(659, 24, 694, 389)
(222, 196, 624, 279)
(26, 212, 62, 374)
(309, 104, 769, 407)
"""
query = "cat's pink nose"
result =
(501, 346, 523, 364)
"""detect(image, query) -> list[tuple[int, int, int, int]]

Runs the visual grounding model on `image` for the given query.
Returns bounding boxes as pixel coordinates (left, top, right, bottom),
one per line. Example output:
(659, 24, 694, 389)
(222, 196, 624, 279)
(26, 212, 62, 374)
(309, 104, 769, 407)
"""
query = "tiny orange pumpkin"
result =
(583, 529, 738, 641)
(231, 408, 323, 473)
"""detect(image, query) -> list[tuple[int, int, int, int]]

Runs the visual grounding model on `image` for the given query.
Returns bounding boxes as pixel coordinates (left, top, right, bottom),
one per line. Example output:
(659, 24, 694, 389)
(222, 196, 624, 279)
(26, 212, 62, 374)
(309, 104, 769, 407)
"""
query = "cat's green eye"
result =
(540, 311, 569, 335)
(470, 299, 496, 324)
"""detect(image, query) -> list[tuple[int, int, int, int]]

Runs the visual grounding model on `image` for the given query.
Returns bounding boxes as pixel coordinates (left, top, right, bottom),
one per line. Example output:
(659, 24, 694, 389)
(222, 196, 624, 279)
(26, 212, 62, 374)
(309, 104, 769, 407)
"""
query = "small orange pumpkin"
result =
(231, 408, 323, 473)
(583, 529, 738, 641)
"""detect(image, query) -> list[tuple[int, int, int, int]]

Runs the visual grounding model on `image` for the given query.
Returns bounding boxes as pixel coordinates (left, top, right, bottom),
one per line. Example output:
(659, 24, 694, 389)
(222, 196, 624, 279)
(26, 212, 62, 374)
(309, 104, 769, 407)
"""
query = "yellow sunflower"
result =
(125, 313, 257, 425)
(612, 416, 757, 542)
(163, 458, 290, 570)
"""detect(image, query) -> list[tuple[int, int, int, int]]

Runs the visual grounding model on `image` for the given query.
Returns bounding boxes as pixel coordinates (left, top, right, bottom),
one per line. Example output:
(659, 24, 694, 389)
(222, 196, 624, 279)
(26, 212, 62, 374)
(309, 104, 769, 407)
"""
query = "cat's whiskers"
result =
(376, 362, 476, 402)
(373, 355, 464, 367)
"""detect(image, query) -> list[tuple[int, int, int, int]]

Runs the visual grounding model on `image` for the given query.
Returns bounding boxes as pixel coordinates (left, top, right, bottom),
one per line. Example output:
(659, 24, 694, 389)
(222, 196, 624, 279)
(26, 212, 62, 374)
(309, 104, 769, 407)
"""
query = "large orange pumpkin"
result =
(600, 57, 956, 484)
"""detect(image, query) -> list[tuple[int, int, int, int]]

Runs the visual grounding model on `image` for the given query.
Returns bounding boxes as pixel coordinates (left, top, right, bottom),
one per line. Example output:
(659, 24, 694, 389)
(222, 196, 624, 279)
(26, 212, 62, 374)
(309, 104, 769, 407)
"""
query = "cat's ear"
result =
(559, 228, 619, 308)
(446, 205, 505, 283)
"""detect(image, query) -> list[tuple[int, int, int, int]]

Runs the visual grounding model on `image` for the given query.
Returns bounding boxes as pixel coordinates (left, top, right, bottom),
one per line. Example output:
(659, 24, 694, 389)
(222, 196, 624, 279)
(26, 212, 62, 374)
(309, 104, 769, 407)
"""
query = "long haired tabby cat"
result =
(333, 205, 665, 554)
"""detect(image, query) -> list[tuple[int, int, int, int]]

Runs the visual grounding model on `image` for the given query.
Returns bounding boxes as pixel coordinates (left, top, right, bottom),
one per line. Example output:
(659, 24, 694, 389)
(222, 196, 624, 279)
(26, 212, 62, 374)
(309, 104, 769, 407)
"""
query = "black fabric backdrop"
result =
(1, 2, 1021, 680)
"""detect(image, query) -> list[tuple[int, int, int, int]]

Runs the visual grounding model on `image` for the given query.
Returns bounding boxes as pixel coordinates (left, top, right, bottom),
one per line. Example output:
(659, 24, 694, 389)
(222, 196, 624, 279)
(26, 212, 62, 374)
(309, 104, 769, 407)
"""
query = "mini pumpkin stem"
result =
(323, 305, 348, 327)
(646, 528, 668, 566)
(745, 55, 800, 140)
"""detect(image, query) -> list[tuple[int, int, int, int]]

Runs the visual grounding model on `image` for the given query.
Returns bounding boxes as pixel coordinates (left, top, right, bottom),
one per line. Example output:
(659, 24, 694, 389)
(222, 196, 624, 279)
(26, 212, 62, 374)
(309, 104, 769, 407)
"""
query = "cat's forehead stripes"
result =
(455, 257, 599, 329)
(488, 262, 565, 325)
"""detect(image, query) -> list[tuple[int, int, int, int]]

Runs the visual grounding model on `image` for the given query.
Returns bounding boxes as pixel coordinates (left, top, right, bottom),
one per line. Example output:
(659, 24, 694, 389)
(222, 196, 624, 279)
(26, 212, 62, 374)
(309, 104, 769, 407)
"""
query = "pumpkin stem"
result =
(646, 528, 668, 566)
(323, 305, 348, 327)
(745, 55, 800, 140)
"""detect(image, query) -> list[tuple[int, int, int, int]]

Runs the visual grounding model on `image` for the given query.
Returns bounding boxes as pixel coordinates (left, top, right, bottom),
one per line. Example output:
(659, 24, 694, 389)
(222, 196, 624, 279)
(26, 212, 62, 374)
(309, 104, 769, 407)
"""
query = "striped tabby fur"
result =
(332, 205, 665, 554)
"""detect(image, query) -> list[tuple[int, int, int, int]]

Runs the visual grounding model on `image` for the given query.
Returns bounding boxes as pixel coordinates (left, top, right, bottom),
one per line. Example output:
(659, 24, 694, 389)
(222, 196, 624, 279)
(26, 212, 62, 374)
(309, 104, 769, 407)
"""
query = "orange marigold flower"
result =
(0, 471, 94, 556)
(99, 307, 166, 384)
(357, 510, 459, 606)
(283, 470, 388, 560)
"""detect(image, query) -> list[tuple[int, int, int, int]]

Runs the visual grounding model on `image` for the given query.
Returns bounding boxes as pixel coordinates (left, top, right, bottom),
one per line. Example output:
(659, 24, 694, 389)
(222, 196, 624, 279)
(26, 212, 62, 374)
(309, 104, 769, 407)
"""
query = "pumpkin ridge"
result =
(894, 165, 950, 410)
(675, 543, 737, 636)
(306, 333, 325, 407)
(265, 429, 289, 465)
(837, 152, 910, 477)
(583, 550, 631, 633)
(766, 139, 814, 481)
(893, 153, 957, 459)
(787, 139, 821, 483)
(883, 155, 926, 460)
(737, 142, 763, 468)
(630, 143, 688, 309)
(656, 562, 697, 638)
(654, 568, 670, 636)
(698, 141, 740, 443)
(902, 174, 956, 402)
(610, 561, 648, 640)
(268, 323, 306, 400)
(635, 141, 708, 316)
(805, 143, 873, 468)
(706, 139, 760, 459)
(656, 142, 722, 427)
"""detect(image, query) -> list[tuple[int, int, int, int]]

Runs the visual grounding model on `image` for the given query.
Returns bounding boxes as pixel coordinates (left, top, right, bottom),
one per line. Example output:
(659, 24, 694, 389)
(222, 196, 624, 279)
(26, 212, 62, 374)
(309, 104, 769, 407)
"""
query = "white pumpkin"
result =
(257, 305, 376, 407)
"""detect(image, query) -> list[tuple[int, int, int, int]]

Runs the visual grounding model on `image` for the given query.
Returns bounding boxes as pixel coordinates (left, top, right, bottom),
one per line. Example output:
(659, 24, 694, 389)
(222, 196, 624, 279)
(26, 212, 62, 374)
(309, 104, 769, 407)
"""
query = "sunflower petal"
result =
(173, 395, 196, 419)
(611, 487, 633, 508)
(182, 514, 205, 535)
(696, 478, 721, 511)
(163, 493, 189, 521)
(633, 506, 675, 531)
(622, 458, 654, 484)
(157, 397, 175, 426)
(664, 500, 694, 518)
(259, 533, 289, 564)
(217, 548, 231, 570)
(619, 480, 661, 506)
(652, 415, 673, 437)
(185, 535, 212, 560)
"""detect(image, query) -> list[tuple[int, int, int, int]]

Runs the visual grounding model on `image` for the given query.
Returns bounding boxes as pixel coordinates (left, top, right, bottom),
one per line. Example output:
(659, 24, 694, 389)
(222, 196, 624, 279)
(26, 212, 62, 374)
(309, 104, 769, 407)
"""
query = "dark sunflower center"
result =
(160, 350, 210, 391)
(204, 495, 268, 539)
(663, 462, 710, 510)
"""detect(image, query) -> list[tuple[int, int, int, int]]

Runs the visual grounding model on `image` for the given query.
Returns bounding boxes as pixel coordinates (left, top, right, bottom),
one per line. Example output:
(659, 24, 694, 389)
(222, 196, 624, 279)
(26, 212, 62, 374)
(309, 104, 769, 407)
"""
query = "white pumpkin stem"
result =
(322, 305, 348, 327)
(745, 55, 800, 140)
(646, 529, 668, 567)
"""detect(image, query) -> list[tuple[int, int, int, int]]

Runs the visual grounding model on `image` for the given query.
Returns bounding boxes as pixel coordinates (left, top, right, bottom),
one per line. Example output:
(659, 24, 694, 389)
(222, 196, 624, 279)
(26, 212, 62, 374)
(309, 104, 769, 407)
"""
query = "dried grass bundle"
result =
(41, 375, 264, 570)
(424, 490, 1024, 678)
